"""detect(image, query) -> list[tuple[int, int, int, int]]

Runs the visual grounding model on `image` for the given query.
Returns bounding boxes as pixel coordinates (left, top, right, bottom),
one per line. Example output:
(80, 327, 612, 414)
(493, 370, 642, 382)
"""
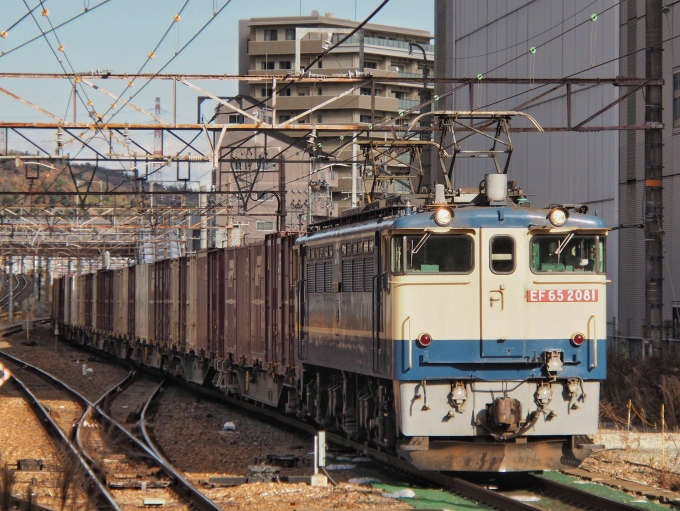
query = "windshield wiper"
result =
(555, 232, 574, 255)
(410, 232, 431, 267)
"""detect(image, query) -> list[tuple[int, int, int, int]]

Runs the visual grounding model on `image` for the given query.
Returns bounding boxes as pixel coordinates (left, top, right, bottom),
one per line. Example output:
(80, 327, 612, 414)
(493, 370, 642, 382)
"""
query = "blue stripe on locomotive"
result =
(391, 206, 607, 230)
(303, 205, 606, 243)
(392, 338, 606, 381)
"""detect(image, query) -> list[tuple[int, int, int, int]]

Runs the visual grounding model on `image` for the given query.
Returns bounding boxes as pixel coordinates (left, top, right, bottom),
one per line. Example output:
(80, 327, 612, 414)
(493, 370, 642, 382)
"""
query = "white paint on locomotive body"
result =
(387, 226, 607, 439)
(396, 380, 600, 436)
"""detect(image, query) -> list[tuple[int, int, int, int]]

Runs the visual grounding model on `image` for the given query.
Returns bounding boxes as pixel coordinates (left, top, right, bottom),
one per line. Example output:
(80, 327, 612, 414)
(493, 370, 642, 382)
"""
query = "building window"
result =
(392, 91, 405, 99)
(360, 88, 371, 96)
(674, 71, 680, 128)
(365, 62, 377, 69)
(298, 92, 306, 96)
(280, 89, 291, 97)
(360, 115, 372, 123)
(318, 60, 323, 68)
(317, 114, 323, 123)
(228, 114, 244, 124)
(261, 61, 275, 70)
(279, 61, 291, 69)
(286, 28, 295, 40)
(279, 115, 291, 123)
(261, 88, 271, 97)
(256, 221, 274, 231)
(264, 29, 277, 41)
(317, 87, 323, 95)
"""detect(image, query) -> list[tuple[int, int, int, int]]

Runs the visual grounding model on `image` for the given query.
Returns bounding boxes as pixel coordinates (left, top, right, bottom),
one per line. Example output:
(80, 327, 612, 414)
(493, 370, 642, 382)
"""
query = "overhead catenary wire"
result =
(105, 0, 235, 125)
(0, 0, 112, 59)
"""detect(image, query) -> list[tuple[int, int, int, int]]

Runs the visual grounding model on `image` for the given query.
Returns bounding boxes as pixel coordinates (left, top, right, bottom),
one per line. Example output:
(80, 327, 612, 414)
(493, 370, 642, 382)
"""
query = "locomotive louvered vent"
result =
(342, 260, 352, 292)
(363, 257, 374, 292)
(316, 263, 324, 294)
(352, 258, 364, 292)
(307, 263, 316, 293)
(324, 261, 333, 293)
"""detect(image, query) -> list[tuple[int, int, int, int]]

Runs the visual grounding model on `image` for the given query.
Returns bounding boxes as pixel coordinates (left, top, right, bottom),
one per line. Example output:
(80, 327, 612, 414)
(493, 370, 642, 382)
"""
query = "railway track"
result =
(1, 354, 120, 509)
(164, 377, 654, 511)
(0, 351, 225, 511)
(18, 335, 663, 511)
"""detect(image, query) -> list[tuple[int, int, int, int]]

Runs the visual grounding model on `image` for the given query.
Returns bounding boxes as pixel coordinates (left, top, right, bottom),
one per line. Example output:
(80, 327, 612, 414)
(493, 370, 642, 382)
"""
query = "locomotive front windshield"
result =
(531, 234, 606, 273)
(392, 234, 474, 274)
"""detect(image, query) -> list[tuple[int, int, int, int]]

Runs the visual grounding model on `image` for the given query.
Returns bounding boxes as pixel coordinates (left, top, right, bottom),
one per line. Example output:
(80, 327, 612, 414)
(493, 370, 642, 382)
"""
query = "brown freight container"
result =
(127, 266, 136, 338)
(224, 249, 237, 355)
(135, 264, 151, 342)
(96, 270, 114, 333)
(113, 268, 128, 337)
(154, 259, 172, 344)
(234, 245, 252, 361)
(69, 276, 78, 326)
(84, 274, 94, 329)
(208, 249, 225, 356)
(251, 243, 266, 360)
(264, 233, 298, 370)
(170, 258, 180, 347)
(177, 257, 188, 351)
(195, 252, 209, 355)
(186, 256, 198, 351)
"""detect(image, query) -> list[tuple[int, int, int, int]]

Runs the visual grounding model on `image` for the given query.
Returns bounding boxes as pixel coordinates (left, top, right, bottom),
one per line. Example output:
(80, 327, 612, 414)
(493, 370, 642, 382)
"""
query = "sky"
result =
(0, 0, 435, 182)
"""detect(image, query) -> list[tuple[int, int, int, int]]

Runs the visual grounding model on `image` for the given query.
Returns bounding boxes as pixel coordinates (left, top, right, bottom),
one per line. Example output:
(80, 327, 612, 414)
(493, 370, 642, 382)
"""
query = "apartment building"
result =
(234, 12, 434, 213)
(238, 12, 434, 130)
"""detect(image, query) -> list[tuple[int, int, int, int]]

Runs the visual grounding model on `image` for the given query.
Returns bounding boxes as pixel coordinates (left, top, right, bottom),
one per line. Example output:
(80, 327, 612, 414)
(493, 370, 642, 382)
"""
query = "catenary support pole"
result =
(646, 0, 664, 352)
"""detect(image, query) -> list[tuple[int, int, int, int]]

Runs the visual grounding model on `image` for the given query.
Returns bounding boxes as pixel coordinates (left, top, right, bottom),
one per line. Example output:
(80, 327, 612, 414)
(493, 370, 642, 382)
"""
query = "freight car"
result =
(53, 176, 607, 473)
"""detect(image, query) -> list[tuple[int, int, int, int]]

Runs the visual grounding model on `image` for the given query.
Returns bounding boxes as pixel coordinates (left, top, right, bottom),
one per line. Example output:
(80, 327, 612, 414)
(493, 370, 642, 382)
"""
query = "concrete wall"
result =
(435, 0, 621, 333)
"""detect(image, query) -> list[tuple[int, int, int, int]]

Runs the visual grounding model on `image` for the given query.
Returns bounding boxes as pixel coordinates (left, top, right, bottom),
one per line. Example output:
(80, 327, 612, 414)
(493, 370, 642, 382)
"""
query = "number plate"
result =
(526, 289, 598, 302)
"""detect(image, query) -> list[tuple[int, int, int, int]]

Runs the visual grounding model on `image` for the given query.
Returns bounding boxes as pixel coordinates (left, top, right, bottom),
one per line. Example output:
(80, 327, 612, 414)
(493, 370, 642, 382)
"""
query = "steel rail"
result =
(138, 379, 226, 511)
(74, 368, 137, 475)
(0, 352, 223, 511)
(521, 473, 647, 511)
(1, 357, 121, 510)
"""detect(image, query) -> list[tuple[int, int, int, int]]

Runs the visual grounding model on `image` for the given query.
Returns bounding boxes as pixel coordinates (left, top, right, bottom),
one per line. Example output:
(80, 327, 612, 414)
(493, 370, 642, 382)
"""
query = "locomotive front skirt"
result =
(53, 202, 607, 473)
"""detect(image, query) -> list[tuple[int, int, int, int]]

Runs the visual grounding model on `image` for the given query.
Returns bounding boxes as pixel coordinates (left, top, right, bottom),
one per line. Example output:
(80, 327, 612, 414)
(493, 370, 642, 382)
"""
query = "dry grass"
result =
(55, 450, 82, 511)
(0, 462, 16, 511)
(603, 350, 680, 429)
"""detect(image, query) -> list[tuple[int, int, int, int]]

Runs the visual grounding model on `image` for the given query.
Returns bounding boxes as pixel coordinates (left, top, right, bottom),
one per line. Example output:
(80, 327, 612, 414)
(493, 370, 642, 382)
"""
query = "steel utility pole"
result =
(410, 42, 432, 192)
(646, 0, 664, 353)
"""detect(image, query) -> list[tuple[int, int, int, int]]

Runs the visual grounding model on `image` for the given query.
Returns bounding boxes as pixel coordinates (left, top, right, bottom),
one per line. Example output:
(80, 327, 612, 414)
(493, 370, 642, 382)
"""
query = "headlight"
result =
(434, 207, 454, 226)
(548, 207, 569, 227)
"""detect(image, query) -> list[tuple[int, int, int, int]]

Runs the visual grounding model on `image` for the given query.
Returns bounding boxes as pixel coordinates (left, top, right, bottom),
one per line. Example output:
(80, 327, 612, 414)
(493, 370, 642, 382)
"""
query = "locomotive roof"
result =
(300, 205, 606, 243)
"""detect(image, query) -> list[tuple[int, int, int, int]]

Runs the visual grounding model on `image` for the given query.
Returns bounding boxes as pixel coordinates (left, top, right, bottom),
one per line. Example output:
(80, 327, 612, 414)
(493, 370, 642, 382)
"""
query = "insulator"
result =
(187, 153, 205, 162)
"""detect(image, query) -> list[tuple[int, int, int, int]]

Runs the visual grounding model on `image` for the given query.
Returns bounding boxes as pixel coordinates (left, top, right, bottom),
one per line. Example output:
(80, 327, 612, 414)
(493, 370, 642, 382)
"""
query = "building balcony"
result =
(273, 94, 399, 112)
(332, 34, 434, 53)
(248, 39, 322, 56)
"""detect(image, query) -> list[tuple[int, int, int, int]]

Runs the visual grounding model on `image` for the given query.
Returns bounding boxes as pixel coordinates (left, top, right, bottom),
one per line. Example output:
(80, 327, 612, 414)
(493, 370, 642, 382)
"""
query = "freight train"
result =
(52, 176, 607, 472)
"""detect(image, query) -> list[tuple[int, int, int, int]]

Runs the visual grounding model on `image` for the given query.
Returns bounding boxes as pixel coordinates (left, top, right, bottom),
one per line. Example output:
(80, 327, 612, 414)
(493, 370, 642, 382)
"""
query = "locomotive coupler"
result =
(487, 396, 523, 432)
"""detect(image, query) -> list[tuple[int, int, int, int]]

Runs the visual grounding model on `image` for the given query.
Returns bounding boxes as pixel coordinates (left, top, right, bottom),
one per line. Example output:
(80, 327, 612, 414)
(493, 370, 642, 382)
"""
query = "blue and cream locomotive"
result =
(297, 177, 606, 472)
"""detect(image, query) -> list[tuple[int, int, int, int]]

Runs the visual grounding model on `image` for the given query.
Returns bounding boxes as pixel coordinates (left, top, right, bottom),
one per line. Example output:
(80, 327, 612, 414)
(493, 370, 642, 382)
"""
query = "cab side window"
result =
(490, 236, 515, 274)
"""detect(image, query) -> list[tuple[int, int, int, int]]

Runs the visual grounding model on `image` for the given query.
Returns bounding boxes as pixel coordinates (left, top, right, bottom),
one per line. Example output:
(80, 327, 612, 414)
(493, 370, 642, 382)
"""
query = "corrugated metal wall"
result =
(436, 0, 620, 333)
(618, 0, 680, 336)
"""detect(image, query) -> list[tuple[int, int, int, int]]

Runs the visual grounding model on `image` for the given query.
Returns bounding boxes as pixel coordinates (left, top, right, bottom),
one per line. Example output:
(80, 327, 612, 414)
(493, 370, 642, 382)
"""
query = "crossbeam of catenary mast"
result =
(0, 73, 661, 86)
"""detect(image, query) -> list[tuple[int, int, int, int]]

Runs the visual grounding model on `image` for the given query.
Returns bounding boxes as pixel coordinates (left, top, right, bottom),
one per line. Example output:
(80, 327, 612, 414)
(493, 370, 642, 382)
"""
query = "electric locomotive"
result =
(296, 177, 606, 472)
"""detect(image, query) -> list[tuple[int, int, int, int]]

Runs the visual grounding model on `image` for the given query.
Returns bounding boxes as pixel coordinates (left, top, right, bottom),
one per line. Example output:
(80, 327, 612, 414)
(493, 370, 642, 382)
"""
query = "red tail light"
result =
(571, 333, 585, 347)
(417, 333, 432, 348)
